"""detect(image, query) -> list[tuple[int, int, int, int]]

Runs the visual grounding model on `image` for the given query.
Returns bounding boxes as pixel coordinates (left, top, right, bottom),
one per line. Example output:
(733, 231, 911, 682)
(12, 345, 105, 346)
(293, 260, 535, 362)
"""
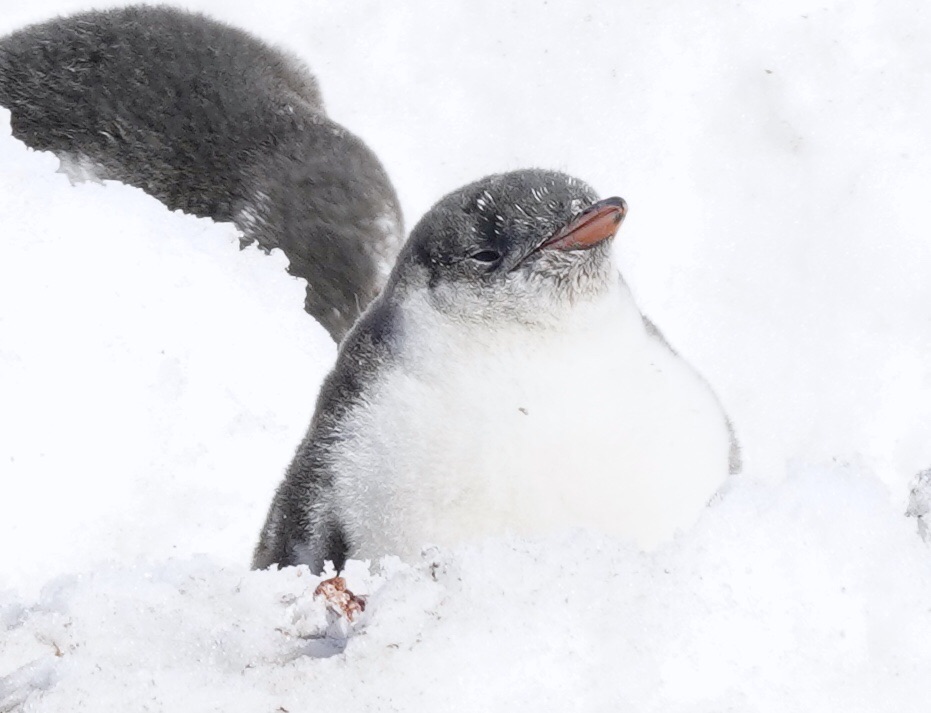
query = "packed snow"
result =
(0, 109, 334, 593)
(3, 0, 931, 710)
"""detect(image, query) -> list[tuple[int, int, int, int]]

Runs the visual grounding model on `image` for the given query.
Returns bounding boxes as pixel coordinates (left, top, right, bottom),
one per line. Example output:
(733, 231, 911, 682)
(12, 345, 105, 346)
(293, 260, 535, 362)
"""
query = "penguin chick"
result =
(254, 169, 740, 572)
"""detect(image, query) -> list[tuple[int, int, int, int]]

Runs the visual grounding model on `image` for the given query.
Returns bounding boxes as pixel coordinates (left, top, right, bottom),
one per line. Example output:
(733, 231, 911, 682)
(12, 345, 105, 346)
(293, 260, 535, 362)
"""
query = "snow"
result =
(0, 108, 334, 593)
(4, 469, 931, 711)
(3, 0, 931, 709)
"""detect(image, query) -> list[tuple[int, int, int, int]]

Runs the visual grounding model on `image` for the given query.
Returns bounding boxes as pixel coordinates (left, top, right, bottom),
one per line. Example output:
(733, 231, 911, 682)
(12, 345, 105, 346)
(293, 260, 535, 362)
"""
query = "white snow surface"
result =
(0, 109, 334, 593)
(3, 0, 931, 709)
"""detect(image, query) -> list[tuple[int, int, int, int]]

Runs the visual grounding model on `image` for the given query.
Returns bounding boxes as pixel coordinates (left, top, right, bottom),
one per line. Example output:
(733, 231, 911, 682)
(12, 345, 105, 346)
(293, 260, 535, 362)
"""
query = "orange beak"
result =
(540, 196, 627, 252)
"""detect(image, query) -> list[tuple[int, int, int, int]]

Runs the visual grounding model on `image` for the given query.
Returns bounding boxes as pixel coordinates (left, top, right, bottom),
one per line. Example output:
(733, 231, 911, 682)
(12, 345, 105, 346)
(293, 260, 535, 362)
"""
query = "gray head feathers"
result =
(388, 169, 623, 326)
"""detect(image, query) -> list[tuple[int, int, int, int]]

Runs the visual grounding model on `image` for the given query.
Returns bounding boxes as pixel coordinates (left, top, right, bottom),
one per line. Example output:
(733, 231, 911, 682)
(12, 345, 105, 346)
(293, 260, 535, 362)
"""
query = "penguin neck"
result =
(395, 270, 640, 365)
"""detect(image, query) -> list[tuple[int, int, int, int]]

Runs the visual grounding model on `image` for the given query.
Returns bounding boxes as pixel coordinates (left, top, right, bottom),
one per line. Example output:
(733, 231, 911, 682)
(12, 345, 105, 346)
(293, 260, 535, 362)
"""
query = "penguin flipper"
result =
(252, 480, 348, 574)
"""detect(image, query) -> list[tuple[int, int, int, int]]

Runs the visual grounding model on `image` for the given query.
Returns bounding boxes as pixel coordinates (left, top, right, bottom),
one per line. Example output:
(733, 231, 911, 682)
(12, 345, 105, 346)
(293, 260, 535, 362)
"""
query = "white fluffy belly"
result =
(331, 286, 731, 560)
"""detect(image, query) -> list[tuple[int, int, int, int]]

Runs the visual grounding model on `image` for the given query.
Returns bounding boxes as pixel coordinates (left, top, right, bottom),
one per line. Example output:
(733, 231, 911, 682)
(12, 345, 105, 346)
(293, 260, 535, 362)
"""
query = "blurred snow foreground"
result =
(3, 468, 931, 711)
(2, 94, 931, 708)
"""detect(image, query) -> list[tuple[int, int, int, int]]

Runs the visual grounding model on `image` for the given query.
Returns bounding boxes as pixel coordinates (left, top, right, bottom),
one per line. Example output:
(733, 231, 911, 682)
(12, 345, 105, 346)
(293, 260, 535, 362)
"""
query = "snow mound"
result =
(0, 108, 335, 593)
(2, 466, 929, 711)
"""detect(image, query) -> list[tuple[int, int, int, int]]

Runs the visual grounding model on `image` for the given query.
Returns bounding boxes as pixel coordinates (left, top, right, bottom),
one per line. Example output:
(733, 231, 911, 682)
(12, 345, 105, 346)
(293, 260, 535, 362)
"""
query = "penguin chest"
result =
(332, 303, 731, 560)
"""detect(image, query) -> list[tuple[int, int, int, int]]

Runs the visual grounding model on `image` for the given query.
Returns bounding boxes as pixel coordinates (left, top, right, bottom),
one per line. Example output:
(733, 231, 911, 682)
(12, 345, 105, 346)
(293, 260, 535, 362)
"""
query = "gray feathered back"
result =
(0, 5, 403, 340)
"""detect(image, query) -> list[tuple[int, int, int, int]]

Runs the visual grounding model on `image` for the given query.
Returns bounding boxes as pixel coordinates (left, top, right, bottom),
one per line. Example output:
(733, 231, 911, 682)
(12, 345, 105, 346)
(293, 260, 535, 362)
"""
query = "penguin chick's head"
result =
(396, 169, 627, 325)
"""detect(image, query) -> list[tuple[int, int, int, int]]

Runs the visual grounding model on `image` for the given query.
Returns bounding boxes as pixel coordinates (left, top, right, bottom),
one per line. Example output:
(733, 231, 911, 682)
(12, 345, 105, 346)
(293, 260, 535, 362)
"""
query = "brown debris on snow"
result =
(313, 577, 366, 622)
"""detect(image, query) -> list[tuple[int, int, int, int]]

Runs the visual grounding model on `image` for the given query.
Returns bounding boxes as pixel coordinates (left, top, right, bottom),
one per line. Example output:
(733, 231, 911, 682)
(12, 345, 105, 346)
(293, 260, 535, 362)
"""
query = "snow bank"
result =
(0, 109, 335, 593)
(3, 466, 930, 712)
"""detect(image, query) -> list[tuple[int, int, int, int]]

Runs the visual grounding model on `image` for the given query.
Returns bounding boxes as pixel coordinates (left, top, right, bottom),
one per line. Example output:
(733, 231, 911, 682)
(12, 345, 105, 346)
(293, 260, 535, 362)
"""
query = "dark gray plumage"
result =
(0, 5, 403, 340)
(253, 169, 740, 573)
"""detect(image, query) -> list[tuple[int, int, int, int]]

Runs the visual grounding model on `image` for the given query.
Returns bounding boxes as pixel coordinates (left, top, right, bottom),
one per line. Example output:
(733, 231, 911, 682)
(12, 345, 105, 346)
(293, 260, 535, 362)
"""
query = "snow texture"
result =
(3, 469, 931, 712)
(3, 0, 931, 709)
(0, 107, 334, 594)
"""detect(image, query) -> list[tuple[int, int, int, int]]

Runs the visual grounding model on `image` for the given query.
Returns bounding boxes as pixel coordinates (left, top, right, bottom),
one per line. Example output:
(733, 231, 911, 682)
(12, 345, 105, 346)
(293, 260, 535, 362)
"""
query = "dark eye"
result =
(470, 250, 501, 263)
